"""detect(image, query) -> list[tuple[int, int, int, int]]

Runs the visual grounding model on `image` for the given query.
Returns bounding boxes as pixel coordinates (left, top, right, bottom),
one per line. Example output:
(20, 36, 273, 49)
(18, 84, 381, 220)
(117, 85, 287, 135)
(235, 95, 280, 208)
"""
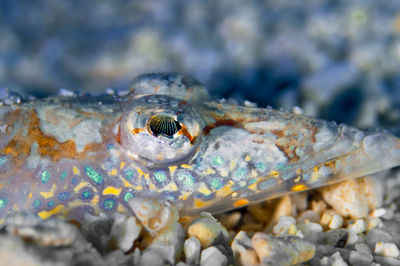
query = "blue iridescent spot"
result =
(32, 199, 41, 208)
(177, 172, 195, 187)
(85, 166, 104, 185)
(124, 169, 137, 181)
(48, 201, 55, 208)
(71, 178, 77, 184)
(0, 198, 7, 209)
(211, 155, 224, 167)
(103, 198, 116, 210)
(40, 170, 50, 184)
(58, 192, 70, 201)
(0, 156, 6, 166)
(255, 162, 267, 171)
(209, 178, 222, 189)
(233, 167, 247, 180)
(81, 189, 92, 201)
(153, 170, 167, 183)
(106, 143, 114, 150)
(60, 171, 68, 180)
(123, 191, 134, 202)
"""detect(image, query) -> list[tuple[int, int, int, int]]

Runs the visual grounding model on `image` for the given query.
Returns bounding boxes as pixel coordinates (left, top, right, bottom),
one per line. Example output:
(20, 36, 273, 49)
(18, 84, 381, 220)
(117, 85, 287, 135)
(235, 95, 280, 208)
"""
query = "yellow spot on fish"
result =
(90, 195, 99, 206)
(216, 184, 232, 197)
(194, 198, 207, 208)
(181, 164, 192, 169)
(230, 160, 236, 170)
(292, 184, 309, 192)
(198, 183, 211, 196)
(163, 182, 178, 192)
(120, 161, 125, 169)
(73, 166, 80, 175)
(179, 191, 192, 201)
(102, 186, 122, 196)
(29, 193, 32, 199)
(203, 168, 216, 175)
(73, 181, 91, 193)
(40, 184, 57, 199)
(122, 178, 134, 188)
(38, 205, 65, 219)
(245, 155, 251, 161)
(136, 168, 144, 177)
(269, 170, 279, 177)
(169, 166, 177, 175)
(248, 179, 260, 191)
(148, 182, 156, 191)
(108, 168, 118, 176)
(220, 170, 228, 177)
(294, 176, 301, 183)
(233, 198, 249, 207)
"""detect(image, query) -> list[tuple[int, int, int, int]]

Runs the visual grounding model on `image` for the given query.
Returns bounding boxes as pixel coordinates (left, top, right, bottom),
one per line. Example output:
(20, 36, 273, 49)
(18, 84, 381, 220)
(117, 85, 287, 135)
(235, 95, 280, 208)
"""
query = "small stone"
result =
(200, 246, 228, 266)
(139, 250, 164, 266)
(297, 221, 323, 236)
(375, 256, 400, 266)
(110, 215, 141, 252)
(147, 223, 185, 265)
(366, 217, 383, 231)
(187, 213, 229, 248)
(184, 236, 201, 265)
(297, 210, 321, 224)
(311, 199, 327, 214)
(375, 242, 400, 257)
(231, 231, 259, 266)
(272, 216, 297, 236)
(320, 251, 348, 266)
(264, 196, 293, 232)
(349, 244, 373, 265)
(371, 208, 386, 218)
(217, 212, 241, 230)
(329, 214, 344, 230)
(128, 198, 178, 236)
(252, 232, 315, 265)
(319, 177, 383, 219)
(348, 219, 365, 235)
(366, 229, 394, 250)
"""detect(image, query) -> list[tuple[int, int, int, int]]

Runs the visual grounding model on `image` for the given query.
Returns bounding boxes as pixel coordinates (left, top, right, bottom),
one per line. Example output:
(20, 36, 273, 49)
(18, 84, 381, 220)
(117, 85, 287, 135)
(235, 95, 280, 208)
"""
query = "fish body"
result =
(0, 73, 399, 222)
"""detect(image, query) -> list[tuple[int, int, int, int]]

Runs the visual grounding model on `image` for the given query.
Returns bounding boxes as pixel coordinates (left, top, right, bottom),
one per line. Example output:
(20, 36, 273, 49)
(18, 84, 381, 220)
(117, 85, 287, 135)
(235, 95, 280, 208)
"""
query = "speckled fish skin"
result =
(0, 73, 399, 222)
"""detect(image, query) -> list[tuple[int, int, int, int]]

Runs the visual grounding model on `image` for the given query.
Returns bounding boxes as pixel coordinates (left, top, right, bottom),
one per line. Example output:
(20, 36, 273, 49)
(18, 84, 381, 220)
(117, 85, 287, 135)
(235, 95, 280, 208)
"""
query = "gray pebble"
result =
(184, 236, 201, 265)
(200, 246, 228, 266)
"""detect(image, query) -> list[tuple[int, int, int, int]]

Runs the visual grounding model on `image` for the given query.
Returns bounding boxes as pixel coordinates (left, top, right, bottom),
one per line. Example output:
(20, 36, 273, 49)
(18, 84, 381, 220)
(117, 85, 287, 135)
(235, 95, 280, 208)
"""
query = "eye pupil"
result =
(149, 115, 182, 138)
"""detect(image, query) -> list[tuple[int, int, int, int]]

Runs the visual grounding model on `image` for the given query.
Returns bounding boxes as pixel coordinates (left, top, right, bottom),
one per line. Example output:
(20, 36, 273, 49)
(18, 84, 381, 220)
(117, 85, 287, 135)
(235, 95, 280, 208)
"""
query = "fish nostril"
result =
(148, 114, 182, 138)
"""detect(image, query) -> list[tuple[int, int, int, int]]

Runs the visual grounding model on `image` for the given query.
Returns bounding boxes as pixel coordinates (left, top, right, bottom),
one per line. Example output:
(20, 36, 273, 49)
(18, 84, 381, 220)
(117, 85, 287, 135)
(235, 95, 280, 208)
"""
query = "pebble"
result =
(252, 232, 315, 265)
(297, 210, 321, 224)
(366, 229, 394, 250)
(349, 244, 373, 265)
(231, 231, 259, 266)
(200, 247, 228, 266)
(347, 219, 365, 235)
(146, 222, 185, 265)
(128, 198, 178, 236)
(187, 213, 229, 248)
(110, 215, 141, 252)
(272, 215, 297, 236)
(319, 177, 383, 219)
(329, 215, 344, 230)
(217, 212, 242, 230)
(375, 242, 400, 257)
(320, 251, 348, 266)
(297, 221, 323, 236)
(184, 236, 201, 265)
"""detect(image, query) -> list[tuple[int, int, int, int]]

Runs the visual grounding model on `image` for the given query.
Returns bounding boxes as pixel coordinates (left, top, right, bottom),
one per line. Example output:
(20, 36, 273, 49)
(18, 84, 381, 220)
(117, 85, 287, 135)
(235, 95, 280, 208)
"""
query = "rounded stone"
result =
(187, 213, 229, 248)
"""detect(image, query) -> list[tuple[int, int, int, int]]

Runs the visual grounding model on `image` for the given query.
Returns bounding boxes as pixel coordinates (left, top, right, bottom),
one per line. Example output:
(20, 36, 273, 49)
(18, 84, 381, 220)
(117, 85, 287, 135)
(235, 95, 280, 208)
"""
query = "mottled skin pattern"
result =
(0, 73, 399, 223)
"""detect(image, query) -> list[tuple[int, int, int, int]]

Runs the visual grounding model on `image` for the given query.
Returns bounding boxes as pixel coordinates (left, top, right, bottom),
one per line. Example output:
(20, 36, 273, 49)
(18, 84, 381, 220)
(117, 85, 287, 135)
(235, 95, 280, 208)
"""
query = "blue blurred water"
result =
(0, 0, 400, 133)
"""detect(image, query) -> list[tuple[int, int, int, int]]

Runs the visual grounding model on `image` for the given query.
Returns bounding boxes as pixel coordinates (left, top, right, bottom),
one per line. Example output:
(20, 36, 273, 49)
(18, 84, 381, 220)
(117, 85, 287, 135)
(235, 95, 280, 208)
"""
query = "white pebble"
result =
(297, 222, 323, 236)
(349, 244, 373, 265)
(371, 208, 386, 218)
(329, 215, 344, 230)
(320, 251, 348, 266)
(367, 217, 383, 231)
(348, 219, 365, 235)
(272, 216, 297, 236)
(184, 236, 201, 265)
(200, 247, 228, 266)
(375, 242, 400, 258)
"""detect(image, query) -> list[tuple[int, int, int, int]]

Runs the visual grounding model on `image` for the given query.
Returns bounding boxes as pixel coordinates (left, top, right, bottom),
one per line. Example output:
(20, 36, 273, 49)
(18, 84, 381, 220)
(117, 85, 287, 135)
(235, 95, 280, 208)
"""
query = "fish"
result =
(0, 72, 398, 223)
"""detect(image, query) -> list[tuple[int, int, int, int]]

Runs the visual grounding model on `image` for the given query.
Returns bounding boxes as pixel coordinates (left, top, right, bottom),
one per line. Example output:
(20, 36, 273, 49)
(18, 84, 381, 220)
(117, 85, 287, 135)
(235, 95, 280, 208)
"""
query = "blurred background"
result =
(0, 0, 400, 134)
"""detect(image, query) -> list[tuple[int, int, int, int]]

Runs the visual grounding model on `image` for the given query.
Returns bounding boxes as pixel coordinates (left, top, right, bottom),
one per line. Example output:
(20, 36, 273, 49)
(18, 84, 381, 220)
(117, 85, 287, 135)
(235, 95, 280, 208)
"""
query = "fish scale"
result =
(0, 72, 398, 222)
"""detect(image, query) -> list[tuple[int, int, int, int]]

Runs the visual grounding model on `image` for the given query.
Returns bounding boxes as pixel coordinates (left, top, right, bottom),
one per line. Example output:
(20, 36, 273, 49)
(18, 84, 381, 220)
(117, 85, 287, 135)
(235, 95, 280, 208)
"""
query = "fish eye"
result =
(120, 95, 205, 166)
(148, 114, 182, 138)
